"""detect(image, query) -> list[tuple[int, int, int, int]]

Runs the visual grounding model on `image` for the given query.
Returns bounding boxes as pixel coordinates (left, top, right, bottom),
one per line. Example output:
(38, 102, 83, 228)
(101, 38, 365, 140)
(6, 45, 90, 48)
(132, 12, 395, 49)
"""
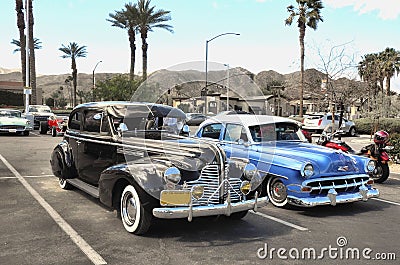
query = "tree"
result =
(28, 0, 38, 103)
(136, 0, 173, 80)
(380, 47, 400, 96)
(59, 42, 87, 107)
(107, 3, 139, 80)
(15, 0, 26, 86)
(11, 38, 42, 53)
(95, 74, 141, 101)
(285, 0, 324, 117)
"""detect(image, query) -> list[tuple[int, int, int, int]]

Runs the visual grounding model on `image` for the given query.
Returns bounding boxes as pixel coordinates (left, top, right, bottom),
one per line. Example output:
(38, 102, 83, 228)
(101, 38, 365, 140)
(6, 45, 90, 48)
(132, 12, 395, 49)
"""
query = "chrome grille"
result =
(185, 164, 243, 206)
(0, 125, 25, 130)
(307, 176, 370, 195)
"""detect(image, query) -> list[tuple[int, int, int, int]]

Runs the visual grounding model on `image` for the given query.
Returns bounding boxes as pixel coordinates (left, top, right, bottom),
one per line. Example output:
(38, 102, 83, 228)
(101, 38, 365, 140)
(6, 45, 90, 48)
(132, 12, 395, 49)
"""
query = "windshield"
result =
(29, 106, 51, 113)
(249, 122, 306, 142)
(0, 110, 21, 118)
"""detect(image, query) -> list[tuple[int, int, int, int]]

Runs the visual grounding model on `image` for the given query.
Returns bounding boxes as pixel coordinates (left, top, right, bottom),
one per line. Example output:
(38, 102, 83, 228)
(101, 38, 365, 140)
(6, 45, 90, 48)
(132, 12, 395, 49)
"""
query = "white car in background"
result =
(302, 113, 357, 136)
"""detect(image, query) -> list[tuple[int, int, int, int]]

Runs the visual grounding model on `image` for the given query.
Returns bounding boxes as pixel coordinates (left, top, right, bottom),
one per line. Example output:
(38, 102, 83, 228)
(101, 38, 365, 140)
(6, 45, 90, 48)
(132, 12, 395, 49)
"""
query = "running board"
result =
(67, 179, 99, 198)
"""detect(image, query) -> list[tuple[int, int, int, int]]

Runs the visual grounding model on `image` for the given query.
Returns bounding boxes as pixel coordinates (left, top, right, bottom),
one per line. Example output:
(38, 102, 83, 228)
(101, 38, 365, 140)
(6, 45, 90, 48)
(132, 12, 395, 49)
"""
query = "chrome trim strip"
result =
(287, 188, 379, 207)
(257, 170, 289, 180)
(152, 196, 269, 219)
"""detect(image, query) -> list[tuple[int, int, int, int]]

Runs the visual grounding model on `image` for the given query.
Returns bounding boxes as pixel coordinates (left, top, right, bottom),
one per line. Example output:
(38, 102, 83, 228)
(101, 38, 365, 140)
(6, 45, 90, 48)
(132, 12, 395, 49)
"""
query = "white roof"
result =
(202, 114, 298, 127)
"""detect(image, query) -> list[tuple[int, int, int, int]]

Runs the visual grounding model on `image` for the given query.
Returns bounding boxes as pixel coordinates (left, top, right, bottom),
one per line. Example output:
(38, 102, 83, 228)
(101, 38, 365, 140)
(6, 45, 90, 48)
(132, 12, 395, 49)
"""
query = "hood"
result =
(254, 141, 366, 177)
(0, 116, 29, 125)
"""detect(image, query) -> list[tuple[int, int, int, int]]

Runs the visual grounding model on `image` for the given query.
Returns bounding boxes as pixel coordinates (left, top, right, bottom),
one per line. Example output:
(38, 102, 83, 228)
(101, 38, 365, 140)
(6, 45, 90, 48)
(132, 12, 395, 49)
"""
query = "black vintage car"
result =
(50, 101, 269, 234)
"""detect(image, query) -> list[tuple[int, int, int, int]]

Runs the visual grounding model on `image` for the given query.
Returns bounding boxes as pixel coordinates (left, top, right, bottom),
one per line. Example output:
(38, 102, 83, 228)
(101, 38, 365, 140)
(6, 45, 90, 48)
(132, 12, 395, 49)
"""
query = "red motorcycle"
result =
(359, 131, 393, 183)
(317, 130, 392, 183)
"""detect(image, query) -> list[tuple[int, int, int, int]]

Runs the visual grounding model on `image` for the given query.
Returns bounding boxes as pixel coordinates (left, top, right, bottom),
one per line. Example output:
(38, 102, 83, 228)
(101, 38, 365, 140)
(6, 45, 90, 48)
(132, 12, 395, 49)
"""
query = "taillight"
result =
(317, 119, 322, 126)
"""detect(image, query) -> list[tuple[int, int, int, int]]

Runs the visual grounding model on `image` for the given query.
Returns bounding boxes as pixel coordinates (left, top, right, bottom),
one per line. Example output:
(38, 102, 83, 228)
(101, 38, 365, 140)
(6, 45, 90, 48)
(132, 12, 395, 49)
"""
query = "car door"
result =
(77, 108, 116, 185)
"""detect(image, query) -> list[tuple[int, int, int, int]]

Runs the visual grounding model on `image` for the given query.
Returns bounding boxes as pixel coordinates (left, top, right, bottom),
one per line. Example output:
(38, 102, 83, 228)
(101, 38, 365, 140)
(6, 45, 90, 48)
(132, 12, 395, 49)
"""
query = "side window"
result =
(83, 110, 102, 133)
(201, 123, 222, 139)
(69, 111, 81, 130)
(326, 115, 332, 121)
(224, 124, 248, 142)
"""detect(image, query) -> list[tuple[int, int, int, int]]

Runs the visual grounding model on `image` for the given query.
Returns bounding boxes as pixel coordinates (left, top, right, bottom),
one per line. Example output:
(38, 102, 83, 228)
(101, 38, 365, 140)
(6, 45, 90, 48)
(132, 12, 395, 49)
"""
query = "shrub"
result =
(354, 118, 400, 135)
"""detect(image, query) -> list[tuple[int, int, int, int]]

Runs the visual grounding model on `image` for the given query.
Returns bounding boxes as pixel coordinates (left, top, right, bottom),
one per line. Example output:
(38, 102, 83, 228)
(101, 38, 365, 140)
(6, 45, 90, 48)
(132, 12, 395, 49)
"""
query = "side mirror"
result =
(180, 125, 190, 136)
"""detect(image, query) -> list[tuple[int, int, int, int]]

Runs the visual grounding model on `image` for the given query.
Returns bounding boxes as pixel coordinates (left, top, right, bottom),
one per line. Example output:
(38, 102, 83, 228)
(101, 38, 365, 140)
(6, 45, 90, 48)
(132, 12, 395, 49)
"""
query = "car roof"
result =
(202, 114, 297, 127)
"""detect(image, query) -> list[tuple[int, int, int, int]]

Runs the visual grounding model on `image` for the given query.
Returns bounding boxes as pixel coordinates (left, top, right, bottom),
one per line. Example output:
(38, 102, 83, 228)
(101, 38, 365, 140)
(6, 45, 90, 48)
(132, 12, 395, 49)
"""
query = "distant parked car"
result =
(196, 114, 378, 208)
(302, 113, 356, 136)
(27, 105, 54, 130)
(0, 109, 32, 136)
(39, 115, 68, 136)
(185, 113, 208, 126)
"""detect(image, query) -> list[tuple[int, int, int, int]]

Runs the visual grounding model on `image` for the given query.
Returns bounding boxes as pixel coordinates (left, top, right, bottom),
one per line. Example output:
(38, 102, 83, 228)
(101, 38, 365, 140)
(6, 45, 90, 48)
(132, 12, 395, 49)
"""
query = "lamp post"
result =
(224, 64, 230, 111)
(204, 32, 240, 114)
(92, 60, 102, 101)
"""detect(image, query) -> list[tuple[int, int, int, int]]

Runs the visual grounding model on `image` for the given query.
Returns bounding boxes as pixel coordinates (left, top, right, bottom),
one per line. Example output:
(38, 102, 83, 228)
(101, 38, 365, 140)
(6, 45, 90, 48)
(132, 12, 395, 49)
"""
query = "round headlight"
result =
(164, 167, 181, 184)
(302, 163, 314, 178)
(243, 163, 258, 180)
(240, 181, 251, 195)
(191, 185, 204, 200)
(367, 160, 376, 172)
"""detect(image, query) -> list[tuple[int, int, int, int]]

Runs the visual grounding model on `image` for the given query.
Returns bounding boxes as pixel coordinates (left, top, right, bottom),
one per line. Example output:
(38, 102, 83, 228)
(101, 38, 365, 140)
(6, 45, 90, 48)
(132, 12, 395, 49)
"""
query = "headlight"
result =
(240, 181, 251, 195)
(191, 185, 204, 200)
(164, 167, 181, 184)
(243, 163, 258, 180)
(301, 163, 314, 178)
(366, 160, 375, 172)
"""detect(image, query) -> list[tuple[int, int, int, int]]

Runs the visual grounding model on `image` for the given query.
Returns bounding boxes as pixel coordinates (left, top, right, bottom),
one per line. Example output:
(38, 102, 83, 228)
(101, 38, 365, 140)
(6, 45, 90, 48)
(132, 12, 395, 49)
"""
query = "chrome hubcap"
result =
(122, 192, 137, 225)
(270, 180, 287, 203)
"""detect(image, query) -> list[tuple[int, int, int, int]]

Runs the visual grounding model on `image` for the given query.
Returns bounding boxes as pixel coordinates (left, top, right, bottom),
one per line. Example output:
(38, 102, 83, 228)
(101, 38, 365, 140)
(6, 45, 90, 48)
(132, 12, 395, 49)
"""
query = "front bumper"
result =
(287, 187, 379, 207)
(153, 195, 269, 221)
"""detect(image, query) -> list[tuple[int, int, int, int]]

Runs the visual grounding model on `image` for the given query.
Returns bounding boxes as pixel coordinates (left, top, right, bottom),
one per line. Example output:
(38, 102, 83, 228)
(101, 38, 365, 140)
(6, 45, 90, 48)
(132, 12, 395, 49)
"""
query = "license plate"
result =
(9, 129, 17, 133)
(160, 190, 191, 206)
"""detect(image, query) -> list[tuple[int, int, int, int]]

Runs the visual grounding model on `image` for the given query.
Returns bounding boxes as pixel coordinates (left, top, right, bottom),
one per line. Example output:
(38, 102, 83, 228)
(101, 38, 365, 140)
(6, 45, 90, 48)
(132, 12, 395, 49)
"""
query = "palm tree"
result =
(15, 0, 26, 86)
(11, 38, 42, 53)
(107, 3, 139, 80)
(59, 42, 87, 107)
(27, 0, 38, 104)
(285, 0, 324, 117)
(136, 0, 173, 80)
(380, 47, 400, 96)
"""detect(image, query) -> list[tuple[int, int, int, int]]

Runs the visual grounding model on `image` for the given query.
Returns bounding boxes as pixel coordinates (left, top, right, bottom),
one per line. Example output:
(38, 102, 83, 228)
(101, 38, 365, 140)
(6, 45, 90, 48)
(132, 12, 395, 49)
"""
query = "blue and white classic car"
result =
(195, 114, 379, 207)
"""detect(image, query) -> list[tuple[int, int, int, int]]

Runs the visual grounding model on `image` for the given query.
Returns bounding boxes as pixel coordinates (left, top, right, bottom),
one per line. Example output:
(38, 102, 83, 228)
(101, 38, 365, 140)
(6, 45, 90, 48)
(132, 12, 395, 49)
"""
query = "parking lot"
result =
(0, 132, 399, 265)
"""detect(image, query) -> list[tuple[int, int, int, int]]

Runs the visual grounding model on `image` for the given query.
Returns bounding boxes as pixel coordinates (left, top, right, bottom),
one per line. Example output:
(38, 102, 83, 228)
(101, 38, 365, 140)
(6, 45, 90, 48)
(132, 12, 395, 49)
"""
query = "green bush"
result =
(354, 118, 400, 135)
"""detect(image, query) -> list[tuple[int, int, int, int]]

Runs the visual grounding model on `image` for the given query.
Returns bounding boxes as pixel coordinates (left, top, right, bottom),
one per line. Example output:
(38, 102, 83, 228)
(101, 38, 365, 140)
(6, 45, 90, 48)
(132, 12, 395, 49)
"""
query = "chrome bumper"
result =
(287, 187, 379, 207)
(153, 195, 269, 221)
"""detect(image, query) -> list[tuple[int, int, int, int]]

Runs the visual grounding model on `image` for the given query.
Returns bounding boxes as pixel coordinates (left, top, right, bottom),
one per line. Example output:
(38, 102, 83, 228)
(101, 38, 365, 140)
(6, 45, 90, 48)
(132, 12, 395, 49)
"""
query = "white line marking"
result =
(251, 211, 309, 231)
(0, 154, 107, 265)
(0, 175, 54, 180)
(372, 198, 400, 206)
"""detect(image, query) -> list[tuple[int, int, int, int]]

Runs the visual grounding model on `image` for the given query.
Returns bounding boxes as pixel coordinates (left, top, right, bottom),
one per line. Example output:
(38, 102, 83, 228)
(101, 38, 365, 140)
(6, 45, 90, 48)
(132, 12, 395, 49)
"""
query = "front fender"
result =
(50, 140, 76, 179)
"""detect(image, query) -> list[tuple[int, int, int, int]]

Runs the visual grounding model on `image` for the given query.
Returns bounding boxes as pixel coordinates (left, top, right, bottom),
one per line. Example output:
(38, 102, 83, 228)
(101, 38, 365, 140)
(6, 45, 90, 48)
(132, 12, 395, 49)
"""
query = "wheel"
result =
(348, 127, 356, 137)
(371, 162, 390, 183)
(39, 121, 48, 134)
(51, 127, 57, 137)
(266, 177, 288, 207)
(58, 178, 72, 190)
(23, 130, 30, 136)
(120, 184, 152, 235)
(229, 210, 248, 219)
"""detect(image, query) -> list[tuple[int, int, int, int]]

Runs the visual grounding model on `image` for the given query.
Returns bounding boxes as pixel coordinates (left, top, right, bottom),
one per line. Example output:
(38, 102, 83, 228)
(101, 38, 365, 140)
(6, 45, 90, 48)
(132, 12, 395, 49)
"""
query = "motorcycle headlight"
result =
(301, 163, 314, 178)
(164, 167, 181, 184)
(366, 160, 376, 173)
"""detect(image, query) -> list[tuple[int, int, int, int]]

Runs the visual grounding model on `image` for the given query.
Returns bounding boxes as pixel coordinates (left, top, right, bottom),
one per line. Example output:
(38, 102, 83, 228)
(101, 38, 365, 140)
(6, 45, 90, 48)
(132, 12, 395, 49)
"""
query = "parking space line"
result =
(0, 175, 54, 180)
(0, 154, 107, 265)
(250, 211, 309, 231)
(372, 198, 400, 206)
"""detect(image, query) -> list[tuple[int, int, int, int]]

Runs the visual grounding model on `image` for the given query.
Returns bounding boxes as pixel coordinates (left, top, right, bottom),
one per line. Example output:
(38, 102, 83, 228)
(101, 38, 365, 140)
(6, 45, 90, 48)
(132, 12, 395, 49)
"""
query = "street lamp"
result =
(224, 64, 230, 111)
(204, 32, 240, 114)
(92, 60, 102, 101)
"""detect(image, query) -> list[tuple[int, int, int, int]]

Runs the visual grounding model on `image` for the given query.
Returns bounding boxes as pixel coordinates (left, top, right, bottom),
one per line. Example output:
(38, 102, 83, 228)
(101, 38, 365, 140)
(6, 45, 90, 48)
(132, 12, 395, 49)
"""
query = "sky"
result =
(0, 0, 399, 91)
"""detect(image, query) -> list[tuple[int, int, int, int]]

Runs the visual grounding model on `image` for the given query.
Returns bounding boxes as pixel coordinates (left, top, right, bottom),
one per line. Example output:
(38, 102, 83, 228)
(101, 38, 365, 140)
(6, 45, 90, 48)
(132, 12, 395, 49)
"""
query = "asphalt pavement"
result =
(0, 131, 398, 265)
